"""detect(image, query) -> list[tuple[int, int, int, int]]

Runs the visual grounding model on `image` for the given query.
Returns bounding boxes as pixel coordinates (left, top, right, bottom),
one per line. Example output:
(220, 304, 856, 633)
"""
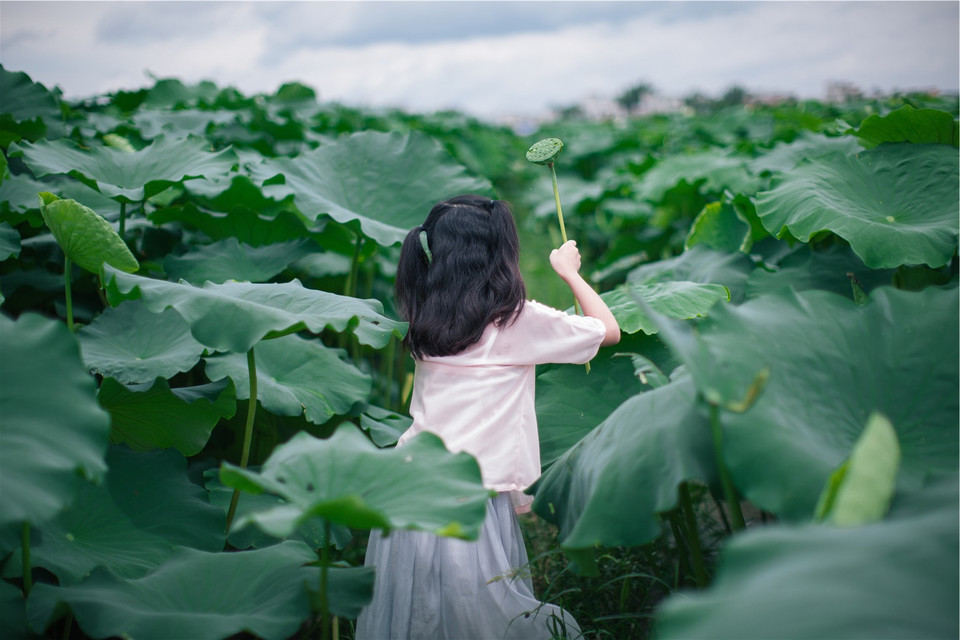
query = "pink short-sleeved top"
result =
(397, 300, 606, 512)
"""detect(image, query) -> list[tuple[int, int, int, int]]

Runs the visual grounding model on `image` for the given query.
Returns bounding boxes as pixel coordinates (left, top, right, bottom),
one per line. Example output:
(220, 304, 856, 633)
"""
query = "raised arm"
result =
(549, 240, 621, 347)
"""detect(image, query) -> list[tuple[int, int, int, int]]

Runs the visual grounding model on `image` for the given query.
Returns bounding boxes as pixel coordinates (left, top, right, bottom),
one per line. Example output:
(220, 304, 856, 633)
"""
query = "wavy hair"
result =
(395, 194, 526, 359)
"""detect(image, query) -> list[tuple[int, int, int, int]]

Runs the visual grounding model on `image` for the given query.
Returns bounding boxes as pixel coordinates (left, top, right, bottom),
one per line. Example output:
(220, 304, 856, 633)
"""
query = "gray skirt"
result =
(355, 493, 582, 640)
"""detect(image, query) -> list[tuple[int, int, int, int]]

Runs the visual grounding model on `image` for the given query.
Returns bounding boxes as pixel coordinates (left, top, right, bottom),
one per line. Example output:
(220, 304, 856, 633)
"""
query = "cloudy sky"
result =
(1, 1, 957, 120)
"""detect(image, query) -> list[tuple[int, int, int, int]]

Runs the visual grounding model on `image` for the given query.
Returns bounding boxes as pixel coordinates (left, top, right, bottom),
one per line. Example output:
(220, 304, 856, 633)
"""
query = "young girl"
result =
(356, 194, 620, 640)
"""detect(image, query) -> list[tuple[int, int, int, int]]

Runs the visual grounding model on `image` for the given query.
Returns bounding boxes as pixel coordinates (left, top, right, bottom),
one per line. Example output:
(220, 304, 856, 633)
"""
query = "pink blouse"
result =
(397, 300, 606, 512)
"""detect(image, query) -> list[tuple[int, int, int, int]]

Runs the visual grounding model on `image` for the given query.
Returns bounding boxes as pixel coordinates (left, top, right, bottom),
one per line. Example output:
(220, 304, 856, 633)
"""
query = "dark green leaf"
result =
(12, 136, 237, 201)
(102, 265, 407, 352)
(532, 376, 718, 550)
(205, 334, 370, 425)
(163, 237, 314, 284)
(21, 446, 224, 585)
(39, 194, 138, 274)
(98, 378, 236, 456)
(77, 301, 205, 384)
(249, 130, 493, 246)
(655, 477, 959, 640)
(856, 105, 958, 148)
(27, 542, 315, 640)
(221, 426, 492, 538)
(0, 314, 110, 528)
(756, 144, 959, 268)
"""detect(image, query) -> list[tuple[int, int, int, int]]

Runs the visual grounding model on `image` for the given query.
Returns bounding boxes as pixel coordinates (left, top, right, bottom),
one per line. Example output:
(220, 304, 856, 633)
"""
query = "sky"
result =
(1, 1, 958, 121)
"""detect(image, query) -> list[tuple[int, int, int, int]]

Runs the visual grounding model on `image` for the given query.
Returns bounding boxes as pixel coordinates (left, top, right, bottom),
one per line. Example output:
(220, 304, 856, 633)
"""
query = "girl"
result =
(356, 194, 620, 640)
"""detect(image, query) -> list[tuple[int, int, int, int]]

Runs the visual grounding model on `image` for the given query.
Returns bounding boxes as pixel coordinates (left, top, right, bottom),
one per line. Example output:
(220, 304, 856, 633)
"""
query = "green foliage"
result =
(1, 68, 956, 640)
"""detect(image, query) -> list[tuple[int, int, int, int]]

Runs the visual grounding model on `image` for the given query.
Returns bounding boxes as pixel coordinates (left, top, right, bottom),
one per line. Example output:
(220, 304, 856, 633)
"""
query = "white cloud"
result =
(1, 1, 956, 118)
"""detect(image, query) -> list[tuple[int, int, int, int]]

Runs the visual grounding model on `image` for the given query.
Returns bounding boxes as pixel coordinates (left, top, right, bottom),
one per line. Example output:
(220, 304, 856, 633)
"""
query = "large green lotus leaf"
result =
(0, 313, 110, 528)
(18, 446, 224, 585)
(0, 67, 61, 123)
(39, 194, 138, 274)
(358, 403, 413, 448)
(634, 150, 760, 204)
(755, 144, 959, 269)
(26, 541, 315, 640)
(0, 172, 119, 225)
(98, 378, 236, 456)
(531, 376, 718, 551)
(77, 301, 205, 384)
(684, 200, 751, 254)
(132, 108, 239, 140)
(102, 265, 407, 353)
(745, 244, 896, 301)
(0, 221, 20, 260)
(220, 426, 492, 539)
(150, 200, 321, 248)
(652, 285, 959, 520)
(855, 105, 959, 148)
(163, 237, 315, 284)
(626, 245, 755, 304)
(536, 334, 657, 468)
(203, 468, 351, 551)
(11, 136, 237, 201)
(248, 130, 493, 247)
(749, 133, 862, 176)
(654, 476, 959, 640)
(601, 281, 730, 335)
(204, 334, 370, 425)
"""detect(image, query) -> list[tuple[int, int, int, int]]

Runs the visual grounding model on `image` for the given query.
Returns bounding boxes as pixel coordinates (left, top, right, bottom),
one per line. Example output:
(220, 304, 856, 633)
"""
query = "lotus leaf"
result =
(601, 280, 730, 335)
(634, 150, 760, 204)
(12, 135, 237, 201)
(164, 237, 315, 284)
(0, 313, 110, 528)
(755, 143, 959, 268)
(97, 378, 236, 456)
(248, 130, 493, 247)
(203, 468, 351, 551)
(19, 446, 224, 585)
(78, 301, 205, 383)
(38, 194, 138, 274)
(27, 541, 315, 640)
(531, 376, 718, 551)
(626, 246, 754, 304)
(220, 426, 492, 539)
(855, 105, 958, 148)
(655, 477, 959, 640)
(652, 285, 959, 520)
(102, 265, 407, 353)
(745, 243, 896, 301)
(204, 334, 370, 425)
(815, 412, 900, 527)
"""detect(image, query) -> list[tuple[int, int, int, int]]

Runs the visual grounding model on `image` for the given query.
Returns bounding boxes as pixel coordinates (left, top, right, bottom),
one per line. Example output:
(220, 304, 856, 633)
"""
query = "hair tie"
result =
(419, 229, 433, 264)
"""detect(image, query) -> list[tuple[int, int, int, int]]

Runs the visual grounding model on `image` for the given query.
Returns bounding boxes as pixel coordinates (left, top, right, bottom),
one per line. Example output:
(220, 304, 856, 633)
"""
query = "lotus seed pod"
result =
(525, 138, 564, 165)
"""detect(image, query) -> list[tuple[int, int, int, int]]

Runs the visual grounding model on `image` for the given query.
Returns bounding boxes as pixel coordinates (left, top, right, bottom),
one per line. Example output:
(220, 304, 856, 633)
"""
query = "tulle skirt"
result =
(355, 493, 582, 640)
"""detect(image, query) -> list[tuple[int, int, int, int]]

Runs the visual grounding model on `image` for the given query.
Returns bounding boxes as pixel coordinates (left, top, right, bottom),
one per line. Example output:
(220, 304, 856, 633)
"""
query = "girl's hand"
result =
(550, 240, 581, 282)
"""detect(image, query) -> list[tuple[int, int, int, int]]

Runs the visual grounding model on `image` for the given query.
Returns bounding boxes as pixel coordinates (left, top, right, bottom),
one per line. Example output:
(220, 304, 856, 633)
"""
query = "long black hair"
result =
(395, 194, 526, 359)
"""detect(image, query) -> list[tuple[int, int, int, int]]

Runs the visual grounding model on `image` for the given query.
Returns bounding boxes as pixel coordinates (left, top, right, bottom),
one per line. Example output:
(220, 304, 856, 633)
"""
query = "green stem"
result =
(320, 521, 331, 640)
(119, 201, 127, 240)
(345, 235, 363, 299)
(21, 522, 32, 596)
(679, 482, 708, 588)
(709, 404, 746, 530)
(383, 336, 397, 409)
(64, 256, 75, 332)
(664, 510, 692, 586)
(549, 162, 589, 374)
(225, 347, 258, 533)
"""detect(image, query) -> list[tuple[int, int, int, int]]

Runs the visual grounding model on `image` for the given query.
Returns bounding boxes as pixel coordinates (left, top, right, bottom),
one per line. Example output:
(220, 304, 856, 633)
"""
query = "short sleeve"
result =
(491, 300, 606, 365)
